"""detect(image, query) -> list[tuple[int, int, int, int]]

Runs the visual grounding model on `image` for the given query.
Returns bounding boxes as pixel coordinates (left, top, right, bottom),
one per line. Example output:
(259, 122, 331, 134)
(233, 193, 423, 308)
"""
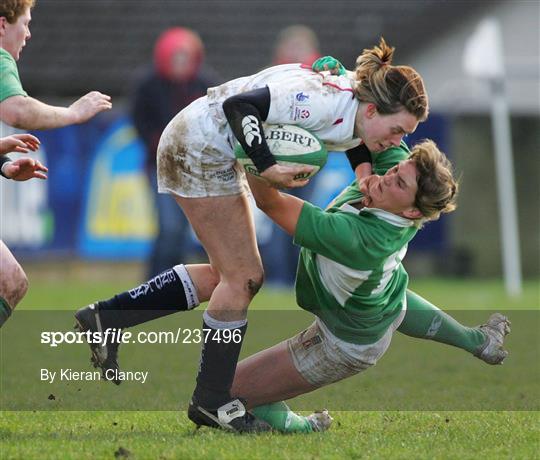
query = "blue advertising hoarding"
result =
(77, 118, 156, 259)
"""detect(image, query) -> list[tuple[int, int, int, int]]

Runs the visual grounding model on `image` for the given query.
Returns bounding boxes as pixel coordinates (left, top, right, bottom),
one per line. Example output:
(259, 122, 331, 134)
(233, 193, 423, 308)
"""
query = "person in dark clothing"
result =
(132, 27, 220, 278)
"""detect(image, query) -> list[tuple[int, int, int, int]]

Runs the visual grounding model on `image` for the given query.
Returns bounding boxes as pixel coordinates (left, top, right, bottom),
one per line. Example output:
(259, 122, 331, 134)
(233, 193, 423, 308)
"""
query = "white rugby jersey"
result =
(206, 64, 361, 151)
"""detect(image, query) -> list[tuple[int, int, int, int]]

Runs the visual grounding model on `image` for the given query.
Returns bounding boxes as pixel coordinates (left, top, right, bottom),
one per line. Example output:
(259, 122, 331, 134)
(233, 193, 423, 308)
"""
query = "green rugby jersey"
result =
(293, 143, 415, 344)
(0, 48, 27, 102)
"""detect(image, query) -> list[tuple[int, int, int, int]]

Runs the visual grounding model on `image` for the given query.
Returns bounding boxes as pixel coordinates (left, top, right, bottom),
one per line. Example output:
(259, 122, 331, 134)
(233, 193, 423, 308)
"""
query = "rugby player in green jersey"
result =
(0, 0, 112, 327)
(75, 139, 509, 433)
(0, 1, 111, 129)
(230, 139, 509, 432)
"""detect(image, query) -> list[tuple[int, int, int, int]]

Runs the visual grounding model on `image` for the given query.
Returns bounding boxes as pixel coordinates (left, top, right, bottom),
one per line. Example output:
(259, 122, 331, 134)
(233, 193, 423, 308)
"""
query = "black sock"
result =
(193, 311, 247, 408)
(97, 265, 199, 329)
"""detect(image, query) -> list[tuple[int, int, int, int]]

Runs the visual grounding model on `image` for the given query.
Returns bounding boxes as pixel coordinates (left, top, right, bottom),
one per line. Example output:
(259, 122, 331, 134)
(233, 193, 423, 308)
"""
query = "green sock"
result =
(399, 290, 485, 354)
(0, 297, 12, 328)
(251, 401, 312, 433)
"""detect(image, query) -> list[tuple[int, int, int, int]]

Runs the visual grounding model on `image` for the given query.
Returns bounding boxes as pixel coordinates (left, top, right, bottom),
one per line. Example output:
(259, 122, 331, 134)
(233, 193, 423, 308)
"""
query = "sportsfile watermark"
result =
(1, 310, 538, 411)
(40, 327, 242, 348)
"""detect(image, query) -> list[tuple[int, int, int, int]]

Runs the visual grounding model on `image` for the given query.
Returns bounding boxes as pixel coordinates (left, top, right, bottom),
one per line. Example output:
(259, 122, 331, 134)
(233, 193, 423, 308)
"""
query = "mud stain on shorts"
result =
(157, 120, 197, 193)
(158, 145, 187, 186)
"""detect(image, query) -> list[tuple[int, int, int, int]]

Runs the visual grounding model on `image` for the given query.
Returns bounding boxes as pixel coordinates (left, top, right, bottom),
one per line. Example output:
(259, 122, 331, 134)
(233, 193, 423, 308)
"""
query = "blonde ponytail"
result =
(353, 38, 428, 121)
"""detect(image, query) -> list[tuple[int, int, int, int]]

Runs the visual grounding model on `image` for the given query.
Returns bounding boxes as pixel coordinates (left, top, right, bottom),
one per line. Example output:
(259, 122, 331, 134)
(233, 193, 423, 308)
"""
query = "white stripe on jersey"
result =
(316, 254, 373, 307)
(314, 203, 410, 303)
(372, 246, 408, 295)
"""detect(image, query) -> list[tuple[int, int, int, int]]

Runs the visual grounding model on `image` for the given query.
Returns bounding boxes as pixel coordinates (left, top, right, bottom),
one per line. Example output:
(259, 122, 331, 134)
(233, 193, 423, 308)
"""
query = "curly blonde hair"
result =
(354, 38, 429, 121)
(0, 0, 35, 24)
(410, 139, 458, 223)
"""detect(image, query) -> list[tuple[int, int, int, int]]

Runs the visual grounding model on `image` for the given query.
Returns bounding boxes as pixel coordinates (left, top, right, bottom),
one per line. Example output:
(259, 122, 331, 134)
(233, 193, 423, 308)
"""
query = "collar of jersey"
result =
(0, 47, 16, 64)
(340, 202, 414, 228)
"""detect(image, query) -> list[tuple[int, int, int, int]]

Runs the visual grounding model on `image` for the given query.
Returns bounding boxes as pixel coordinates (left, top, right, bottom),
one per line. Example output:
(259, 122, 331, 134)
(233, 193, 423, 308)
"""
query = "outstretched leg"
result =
(401, 290, 510, 364)
(75, 264, 219, 383)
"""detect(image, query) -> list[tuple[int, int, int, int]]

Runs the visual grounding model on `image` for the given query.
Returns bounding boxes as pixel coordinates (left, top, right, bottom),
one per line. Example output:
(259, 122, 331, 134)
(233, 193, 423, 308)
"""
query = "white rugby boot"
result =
(473, 313, 511, 365)
(306, 409, 333, 432)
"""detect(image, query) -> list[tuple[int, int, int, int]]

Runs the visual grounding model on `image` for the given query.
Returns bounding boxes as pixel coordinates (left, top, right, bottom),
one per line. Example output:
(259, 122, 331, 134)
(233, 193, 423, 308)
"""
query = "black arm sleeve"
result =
(0, 155, 12, 179)
(345, 144, 372, 171)
(222, 86, 276, 173)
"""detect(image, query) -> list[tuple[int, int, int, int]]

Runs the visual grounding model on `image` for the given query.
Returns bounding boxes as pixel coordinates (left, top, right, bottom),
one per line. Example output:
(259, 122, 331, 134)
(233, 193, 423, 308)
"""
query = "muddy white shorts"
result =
(287, 310, 406, 387)
(157, 96, 248, 198)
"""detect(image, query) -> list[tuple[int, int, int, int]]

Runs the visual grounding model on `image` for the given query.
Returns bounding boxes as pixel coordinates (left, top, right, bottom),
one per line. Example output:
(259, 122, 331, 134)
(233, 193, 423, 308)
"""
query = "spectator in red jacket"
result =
(132, 27, 220, 278)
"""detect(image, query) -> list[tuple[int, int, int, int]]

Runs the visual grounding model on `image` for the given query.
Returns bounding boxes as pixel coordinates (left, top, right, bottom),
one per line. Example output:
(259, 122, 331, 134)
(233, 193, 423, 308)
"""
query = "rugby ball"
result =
(234, 124, 327, 179)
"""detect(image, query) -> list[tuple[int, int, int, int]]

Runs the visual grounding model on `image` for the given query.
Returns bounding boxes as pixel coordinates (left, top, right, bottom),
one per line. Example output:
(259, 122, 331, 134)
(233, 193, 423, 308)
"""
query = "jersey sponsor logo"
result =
(294, 108, 311, 120)
(241, 115, 262, 147)
(265, 128, 315, 148)
(295, 92, 310, 102)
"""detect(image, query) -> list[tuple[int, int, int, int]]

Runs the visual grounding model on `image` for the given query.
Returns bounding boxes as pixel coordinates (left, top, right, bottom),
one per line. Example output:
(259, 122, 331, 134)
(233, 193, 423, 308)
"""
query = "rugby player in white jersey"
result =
(76, 39, 432, 432)
(0, 0, 111, 327)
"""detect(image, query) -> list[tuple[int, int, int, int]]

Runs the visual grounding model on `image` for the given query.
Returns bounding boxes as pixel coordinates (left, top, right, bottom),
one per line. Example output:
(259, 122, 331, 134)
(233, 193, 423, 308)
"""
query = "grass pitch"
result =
(1, 273, 538, 459)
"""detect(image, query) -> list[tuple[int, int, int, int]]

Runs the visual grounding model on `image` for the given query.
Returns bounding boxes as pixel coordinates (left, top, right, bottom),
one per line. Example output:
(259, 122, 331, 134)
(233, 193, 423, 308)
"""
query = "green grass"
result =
(1, 274, 539, 459)
(1, 411, 538, 460)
